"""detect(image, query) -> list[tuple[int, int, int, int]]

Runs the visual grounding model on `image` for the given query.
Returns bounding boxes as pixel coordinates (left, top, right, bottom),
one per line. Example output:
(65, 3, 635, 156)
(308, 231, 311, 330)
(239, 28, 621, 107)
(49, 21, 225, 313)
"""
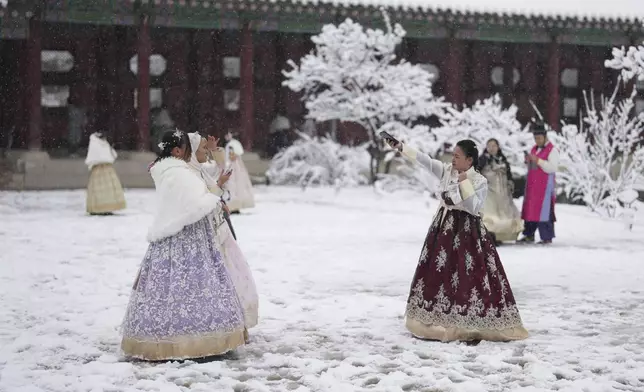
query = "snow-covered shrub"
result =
(282, 10, 449, 183)
(605, 43, 644, 85)
(431, 95, 533, 177)
(550, 86, 644, 218)
(266, 132, 370, 189)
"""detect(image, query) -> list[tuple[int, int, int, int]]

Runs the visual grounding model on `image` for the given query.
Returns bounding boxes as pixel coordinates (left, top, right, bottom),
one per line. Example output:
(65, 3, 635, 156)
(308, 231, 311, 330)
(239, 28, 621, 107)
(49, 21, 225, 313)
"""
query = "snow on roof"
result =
(286, 0, 644, 22)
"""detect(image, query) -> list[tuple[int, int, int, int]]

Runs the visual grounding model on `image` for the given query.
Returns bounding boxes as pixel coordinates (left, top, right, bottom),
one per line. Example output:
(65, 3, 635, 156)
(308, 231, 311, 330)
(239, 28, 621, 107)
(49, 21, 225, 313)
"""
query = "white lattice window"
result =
(41, 85, 70, 107)
(41, 51, 74, 73)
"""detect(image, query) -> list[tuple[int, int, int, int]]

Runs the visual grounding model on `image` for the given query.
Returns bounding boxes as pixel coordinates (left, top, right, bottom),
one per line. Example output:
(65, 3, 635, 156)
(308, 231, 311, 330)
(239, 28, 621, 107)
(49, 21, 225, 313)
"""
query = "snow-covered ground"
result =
(1, 187, 644, 392)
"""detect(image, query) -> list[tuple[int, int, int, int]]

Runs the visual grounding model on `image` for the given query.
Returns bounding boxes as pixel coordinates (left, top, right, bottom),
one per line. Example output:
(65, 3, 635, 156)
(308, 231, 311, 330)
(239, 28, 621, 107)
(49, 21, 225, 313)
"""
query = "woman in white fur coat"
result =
(84, 132, 126, 215)
(121, 129, 246, 361)
(188, 132, 259, 338)
(224, 131, 255, 213)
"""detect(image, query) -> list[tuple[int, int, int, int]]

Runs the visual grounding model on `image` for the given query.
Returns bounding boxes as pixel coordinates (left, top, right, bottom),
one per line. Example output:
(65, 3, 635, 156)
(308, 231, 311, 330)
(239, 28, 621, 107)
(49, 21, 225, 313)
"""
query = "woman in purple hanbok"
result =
(121, 130, 246, 361)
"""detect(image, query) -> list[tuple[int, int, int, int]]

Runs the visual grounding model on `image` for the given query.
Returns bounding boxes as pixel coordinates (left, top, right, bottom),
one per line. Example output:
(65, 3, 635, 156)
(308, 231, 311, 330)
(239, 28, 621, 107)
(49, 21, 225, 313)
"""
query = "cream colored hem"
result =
(406, 317, 529, 342)
(87, 201, 126, 214)
(244, 304, 259, 329)
(493, 231, 523, 242)
(121, 329, 245, 361)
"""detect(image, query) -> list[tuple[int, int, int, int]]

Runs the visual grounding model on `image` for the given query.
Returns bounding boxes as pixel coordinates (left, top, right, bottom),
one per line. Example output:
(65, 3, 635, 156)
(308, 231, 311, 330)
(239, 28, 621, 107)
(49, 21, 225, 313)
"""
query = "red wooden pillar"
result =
(546, 40, 561, 131)
(136, 14, 151, 151)
(444, 37, 465, 109)
(25, 17, 42, 150)
(239, 22, 254, 151)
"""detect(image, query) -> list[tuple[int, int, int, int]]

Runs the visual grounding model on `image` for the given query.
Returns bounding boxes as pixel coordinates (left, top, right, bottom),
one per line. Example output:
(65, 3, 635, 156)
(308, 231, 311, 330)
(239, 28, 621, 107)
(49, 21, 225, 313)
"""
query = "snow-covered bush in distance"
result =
(266, 132, 370, 190)
(282, 9, 449, 183)
(549, 85, 644, 218)
(431, 95, 533, 178)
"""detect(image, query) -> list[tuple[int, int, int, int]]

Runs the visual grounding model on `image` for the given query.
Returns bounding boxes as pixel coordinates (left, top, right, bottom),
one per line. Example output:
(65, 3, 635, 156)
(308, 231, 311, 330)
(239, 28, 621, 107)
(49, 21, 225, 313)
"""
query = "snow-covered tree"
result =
(282, 10, 449, 183)
(432, 95, 533, 177)
(266, 132, 370, 189)
(380, 95, 532, 194)
(605, 42, 644, 84)
(550, 86, 644, 217)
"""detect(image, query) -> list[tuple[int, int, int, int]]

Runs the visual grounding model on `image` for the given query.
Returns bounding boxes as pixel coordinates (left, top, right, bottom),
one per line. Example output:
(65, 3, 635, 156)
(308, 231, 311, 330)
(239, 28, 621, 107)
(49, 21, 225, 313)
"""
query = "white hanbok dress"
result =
(84, 133, 126, 214)
(187, 134, 259, 329)
(224, 138, 255, 212)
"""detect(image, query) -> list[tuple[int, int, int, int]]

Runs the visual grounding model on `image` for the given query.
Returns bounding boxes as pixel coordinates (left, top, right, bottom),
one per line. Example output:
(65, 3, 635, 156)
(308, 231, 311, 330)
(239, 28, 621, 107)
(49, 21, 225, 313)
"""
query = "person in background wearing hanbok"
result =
(121, 129, 246, 361)
(188, 132, 259, 338)
(518, 126, 559, 245)
(224, 131, 255, 214)
(479, 138, 523, 245)
(84, 132, 126, 215)
(385, 137, 529, 343)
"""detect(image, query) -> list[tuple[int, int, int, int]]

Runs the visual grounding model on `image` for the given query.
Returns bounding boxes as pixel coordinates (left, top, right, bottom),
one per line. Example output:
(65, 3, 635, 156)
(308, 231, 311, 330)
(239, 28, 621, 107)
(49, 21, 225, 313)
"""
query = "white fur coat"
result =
(147, 157, 222, 242)
(225, 139, 244, 165)
(85, 133, 117, 170)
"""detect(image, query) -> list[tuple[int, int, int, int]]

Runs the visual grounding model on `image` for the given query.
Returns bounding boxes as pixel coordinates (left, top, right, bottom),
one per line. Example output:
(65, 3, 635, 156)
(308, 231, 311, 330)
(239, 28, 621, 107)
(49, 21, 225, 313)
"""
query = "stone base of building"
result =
(0, 150, 270, 190)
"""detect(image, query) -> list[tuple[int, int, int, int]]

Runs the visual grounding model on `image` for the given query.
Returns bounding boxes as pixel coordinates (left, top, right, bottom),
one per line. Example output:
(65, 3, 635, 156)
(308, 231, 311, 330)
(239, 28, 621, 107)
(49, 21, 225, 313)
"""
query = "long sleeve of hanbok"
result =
(537, 147, 559, 174)
(401, 144, 444, 179)
(448, 178, 488, 216)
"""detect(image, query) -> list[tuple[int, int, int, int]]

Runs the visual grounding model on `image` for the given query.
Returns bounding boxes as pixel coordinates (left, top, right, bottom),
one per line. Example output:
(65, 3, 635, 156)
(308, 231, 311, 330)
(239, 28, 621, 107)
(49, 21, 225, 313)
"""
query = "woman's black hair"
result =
(154, 129, 192, 164)
(480, 138, 513, 181)
(455, 139, 480, 172)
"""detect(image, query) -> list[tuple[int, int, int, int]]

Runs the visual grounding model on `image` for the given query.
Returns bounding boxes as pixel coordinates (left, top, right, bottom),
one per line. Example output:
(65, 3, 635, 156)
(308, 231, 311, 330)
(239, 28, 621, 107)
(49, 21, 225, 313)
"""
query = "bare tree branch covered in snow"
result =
(282, 10, 449, 183)
(266, 132, 370, 189)
(550, 86, 644, 217)
(605, 42, 644, 84)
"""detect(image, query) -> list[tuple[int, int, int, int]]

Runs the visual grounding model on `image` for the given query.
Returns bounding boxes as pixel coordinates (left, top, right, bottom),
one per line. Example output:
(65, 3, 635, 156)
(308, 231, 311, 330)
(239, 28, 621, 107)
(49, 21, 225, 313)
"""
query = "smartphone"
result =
(379, 130, 400, 145)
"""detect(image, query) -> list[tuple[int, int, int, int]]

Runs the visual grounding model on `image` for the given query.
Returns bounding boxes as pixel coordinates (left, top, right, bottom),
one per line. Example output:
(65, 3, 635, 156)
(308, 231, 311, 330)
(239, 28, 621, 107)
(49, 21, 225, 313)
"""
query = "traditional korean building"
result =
(0, 0, 643, 188)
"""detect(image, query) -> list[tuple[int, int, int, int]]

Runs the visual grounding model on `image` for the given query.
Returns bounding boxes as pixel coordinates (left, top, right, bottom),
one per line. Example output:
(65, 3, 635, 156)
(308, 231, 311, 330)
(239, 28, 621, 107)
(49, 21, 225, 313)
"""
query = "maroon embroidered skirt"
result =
(405, 207, 529, 342)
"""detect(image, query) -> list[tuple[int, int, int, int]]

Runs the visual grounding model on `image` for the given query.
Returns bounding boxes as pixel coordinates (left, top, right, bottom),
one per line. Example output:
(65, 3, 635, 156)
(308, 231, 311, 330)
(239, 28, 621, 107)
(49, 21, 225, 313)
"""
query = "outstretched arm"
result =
(400, 144, 444, 180)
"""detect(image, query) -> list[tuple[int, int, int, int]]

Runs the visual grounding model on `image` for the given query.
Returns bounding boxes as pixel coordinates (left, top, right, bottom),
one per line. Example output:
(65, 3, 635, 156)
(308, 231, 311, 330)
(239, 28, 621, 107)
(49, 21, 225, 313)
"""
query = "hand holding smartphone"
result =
(379, 131, 401, 150)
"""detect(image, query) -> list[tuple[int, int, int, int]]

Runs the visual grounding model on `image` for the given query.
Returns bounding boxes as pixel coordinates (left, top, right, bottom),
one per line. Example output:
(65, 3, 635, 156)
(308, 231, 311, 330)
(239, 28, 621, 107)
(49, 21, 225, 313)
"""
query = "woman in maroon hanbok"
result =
(388, 138, 529, 342)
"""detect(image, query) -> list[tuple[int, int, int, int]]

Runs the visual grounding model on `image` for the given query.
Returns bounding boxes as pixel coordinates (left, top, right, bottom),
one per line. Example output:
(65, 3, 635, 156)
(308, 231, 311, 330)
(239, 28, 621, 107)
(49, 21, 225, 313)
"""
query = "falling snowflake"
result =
(173, 129, 183, 138)
(157, 142, 167, 150)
